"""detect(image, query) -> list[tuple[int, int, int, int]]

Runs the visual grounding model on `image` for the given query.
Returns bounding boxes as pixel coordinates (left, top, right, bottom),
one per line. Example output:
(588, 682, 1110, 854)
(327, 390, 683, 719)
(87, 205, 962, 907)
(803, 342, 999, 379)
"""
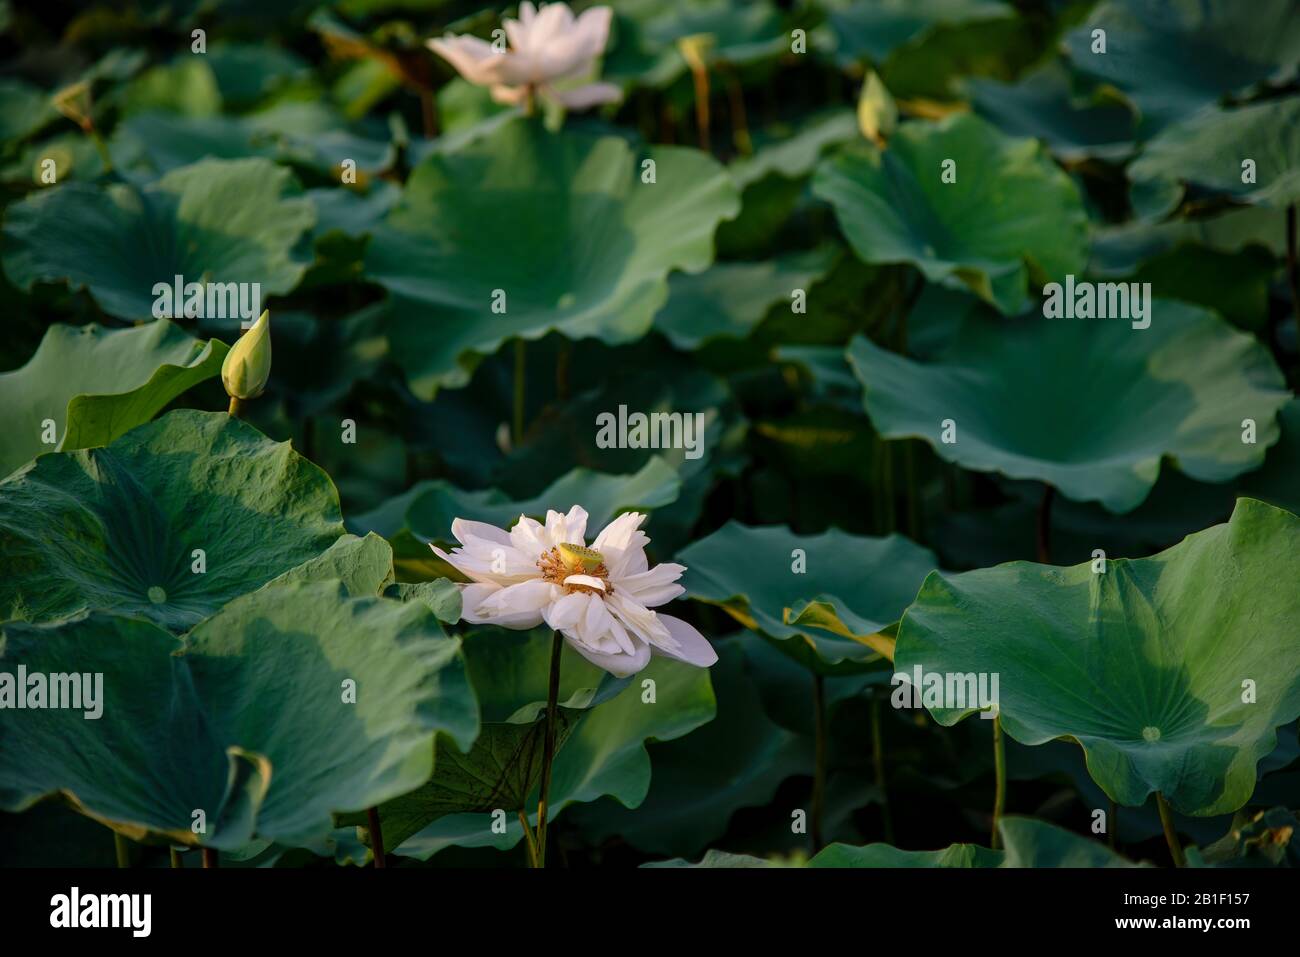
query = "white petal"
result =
(543, 591, 588, 632)
(462, 579, 555, 629)
(565, 633, 652, 678)
(652, 614, 718, 668)
(563, 574, 606, 591)
(614, 562, 685, 607)
(451, 518, 512, 547)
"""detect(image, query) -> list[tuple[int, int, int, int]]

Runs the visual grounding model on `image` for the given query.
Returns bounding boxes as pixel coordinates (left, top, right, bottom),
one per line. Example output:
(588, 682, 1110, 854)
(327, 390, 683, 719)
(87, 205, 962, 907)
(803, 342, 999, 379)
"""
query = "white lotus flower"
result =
(432, 507, 717, 678)
(427, 2, 621, 110)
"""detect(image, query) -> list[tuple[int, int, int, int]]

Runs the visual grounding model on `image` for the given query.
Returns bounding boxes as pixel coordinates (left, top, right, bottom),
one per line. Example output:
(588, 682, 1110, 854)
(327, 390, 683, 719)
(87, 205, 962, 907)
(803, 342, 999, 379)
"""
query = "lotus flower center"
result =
(539, 544, 612, 595)
(147, 586, 167, 604)
(1141, 726, 1161, 742)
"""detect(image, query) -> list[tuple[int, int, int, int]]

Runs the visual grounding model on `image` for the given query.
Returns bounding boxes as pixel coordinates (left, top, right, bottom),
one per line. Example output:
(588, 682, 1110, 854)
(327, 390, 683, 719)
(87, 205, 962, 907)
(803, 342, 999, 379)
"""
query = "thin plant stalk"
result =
(201, 848, 218, 868)
(1036, 484, 1055, 564)
(114, 832, 130, 868)
(1156, 792, 1186, 868)
(513, 338, 526, 447)
(720, 65, 752, 155)
(518, 810, 540, 868)
(870, 695, 894, 844)
(367, 806, 387, 868)
(990, 715, 1006, 849)
(227, 396, 243, 417)
(534, 630, 564, 867)
(810, 672, 827, 852)
(170, 847, 183, 869)
(1287, 204, 1300, 361)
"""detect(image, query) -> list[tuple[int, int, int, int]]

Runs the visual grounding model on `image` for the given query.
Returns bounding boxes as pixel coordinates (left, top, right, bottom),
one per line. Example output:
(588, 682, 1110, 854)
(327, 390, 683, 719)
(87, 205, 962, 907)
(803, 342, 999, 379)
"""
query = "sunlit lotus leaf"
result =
(847, 302, 1290, 512)
(0, 410, 346, 631)
(894, 498, 1300, 815)
(1064, 0, 1300, 134)
(2, 157, 314, 321)
(363, 117, 739, 396)
(821, 0, 1014, 65)
(0, 581, 477, 850)
(678, 522, 938, 672)
(0, 320, 227, 479)
(813, 113, 1088, 314)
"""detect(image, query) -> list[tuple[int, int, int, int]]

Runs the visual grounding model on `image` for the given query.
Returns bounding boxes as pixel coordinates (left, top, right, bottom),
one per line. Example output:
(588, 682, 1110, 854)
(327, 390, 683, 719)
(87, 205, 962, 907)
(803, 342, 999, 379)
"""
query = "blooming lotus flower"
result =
(433, 507, 717, 678)
(427, 2, 621, 111)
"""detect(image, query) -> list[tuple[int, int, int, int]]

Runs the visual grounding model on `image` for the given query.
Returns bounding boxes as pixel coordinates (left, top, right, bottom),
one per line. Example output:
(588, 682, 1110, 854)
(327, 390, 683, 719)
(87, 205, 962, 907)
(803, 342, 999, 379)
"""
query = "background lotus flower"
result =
(427, 2, 621, 110)
(433, 506, 716, 678)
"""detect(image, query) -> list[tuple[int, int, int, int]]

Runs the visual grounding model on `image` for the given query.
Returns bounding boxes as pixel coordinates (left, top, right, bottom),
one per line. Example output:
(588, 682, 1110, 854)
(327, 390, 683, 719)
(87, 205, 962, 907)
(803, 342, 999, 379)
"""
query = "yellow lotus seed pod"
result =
(558, 542, 604, 572)
(221, 310, 272, 400)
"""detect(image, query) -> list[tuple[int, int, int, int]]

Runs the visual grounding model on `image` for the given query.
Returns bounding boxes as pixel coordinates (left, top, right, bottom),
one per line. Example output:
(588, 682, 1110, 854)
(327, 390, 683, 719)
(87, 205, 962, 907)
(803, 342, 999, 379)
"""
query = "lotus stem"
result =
(1036, 484, 1055, 564)
(535, 629, 564, 867)
(990, 715, 1006, 849)
(88, 127, 113, 175)
(1287, 204, 1300, 362)
(201, 848, 219, 868)
(518, 810, 540, 868)
(721, 65, 752, 155)
(419, 87, 438, 139)
(170, 847, 183, 868)
(227, 396, 243, 418)
(1156, 792, 1186, 868)
(367, 806, 387, 868)
(871, 695, 894, 844)
(811, 672, 827, 852)
(114, 832, 130, 868)
(512, 338, 526, 447)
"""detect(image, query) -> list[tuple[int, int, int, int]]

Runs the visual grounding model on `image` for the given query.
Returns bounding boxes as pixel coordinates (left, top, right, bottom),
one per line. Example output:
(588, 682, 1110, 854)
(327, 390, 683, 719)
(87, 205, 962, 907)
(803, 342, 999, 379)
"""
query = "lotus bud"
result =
(222, 310, 272, 401)
(558, 543, 604, 573)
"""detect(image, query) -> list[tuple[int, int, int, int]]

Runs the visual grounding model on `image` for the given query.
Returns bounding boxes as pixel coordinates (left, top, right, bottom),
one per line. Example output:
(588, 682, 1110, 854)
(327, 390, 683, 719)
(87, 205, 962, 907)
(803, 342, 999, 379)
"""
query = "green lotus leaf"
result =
(0, 580, 477, 850)
(813, 113, 1088, 314)
(847, 301, 1290, 512)
(822, 0, 1015, 65)
(0, 78, 58, 142)
(349, 458, 681, 580)
(654, 246, 839, 348)
(569, 642, 811, 856)
(809, 817, 1138, 867)
(2, 157, 314, 321)
(728, 110, 858, 190)
(264, 532, 395, 598)
(0, 409, 346, 631)
(205, 43, 311, 109)
(0, 320, 228, 479)
(966, 60, 1136, 162)
(894, 498, 1300, 816)
(642, 850, 783, 868)
(364, 117, 739, 397)
(1128, 98, 1300, 220)
(1064, 0, 1300, 134)
(678, 522, 938, 672)
(387, 627, 716, 859)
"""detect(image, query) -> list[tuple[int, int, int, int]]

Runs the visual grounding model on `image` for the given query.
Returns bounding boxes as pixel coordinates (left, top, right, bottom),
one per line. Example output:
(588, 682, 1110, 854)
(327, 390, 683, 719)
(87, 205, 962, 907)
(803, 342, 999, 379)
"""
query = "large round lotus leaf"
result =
(0, 409, 346, 630)
(1241, 398, 1300, 515)
(1128, 98, 1300, 220)
(364, 117, 739, 396)
(2, 157, 314, 321)
(966, 60, 1136, 162)
(894, 498, 1300, 816)
(847, 302, 1290, 512)
(677, 522, 938, 672)
(0, 580, 477, 850)
(812, 113, 1088, 315)
(389, 628, 716, 860)
(1064, 0, 1300, 134)
(823, 0, 1014, 64)
(568, 642, 811, 857)
(349, 458, 681, 580)
(0, 320, 227, 479)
